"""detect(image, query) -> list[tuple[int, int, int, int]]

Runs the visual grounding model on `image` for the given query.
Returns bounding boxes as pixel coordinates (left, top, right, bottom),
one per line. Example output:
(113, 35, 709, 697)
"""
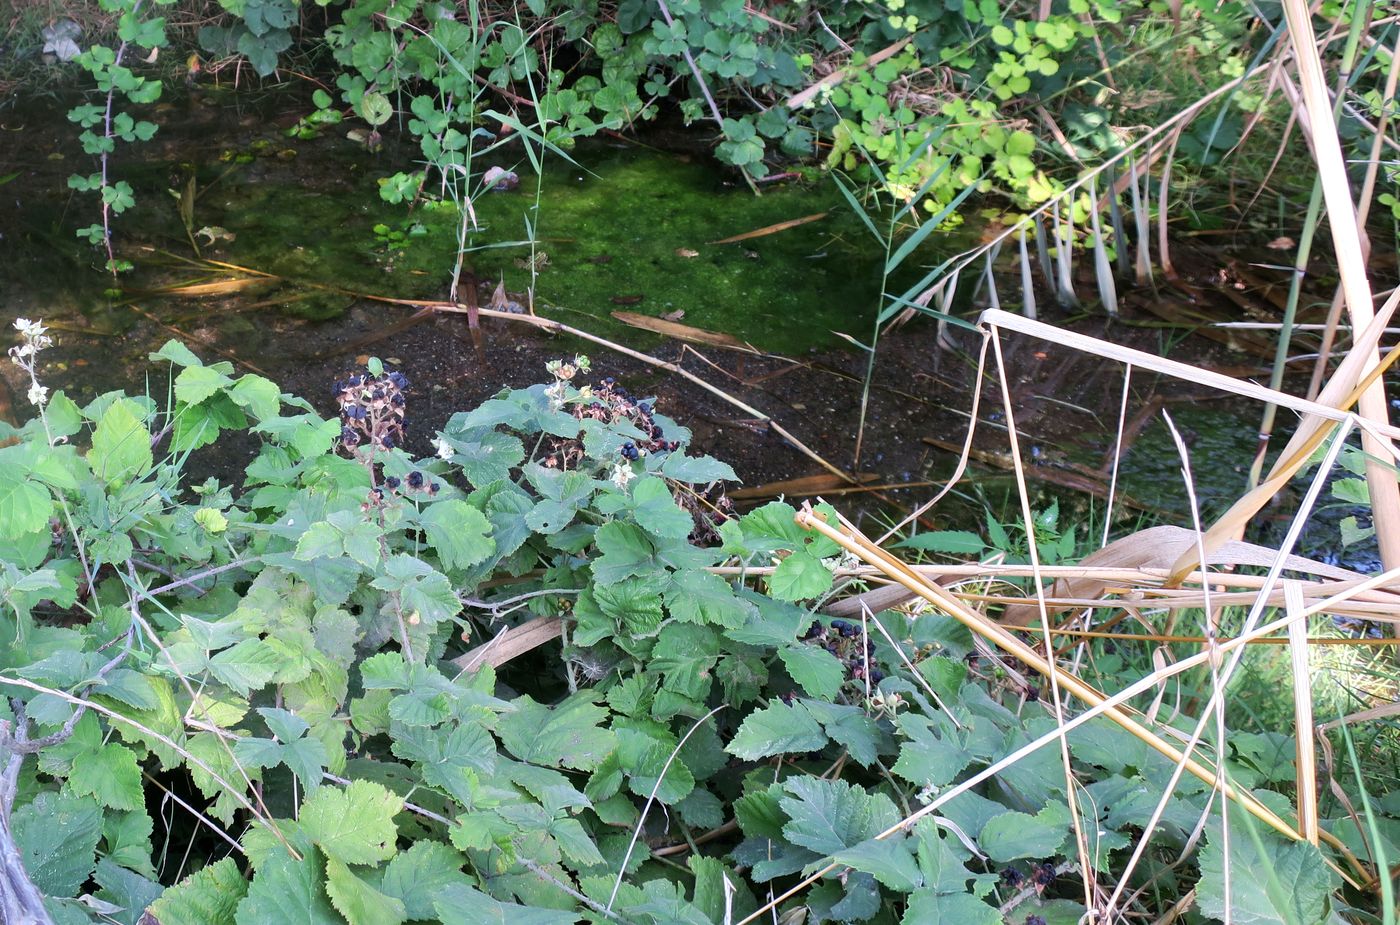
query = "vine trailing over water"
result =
(0, 321, 1374, 924)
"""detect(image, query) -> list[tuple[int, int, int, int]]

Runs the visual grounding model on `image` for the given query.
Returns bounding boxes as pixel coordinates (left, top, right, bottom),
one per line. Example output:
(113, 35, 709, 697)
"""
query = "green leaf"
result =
(325, 855, 407, 925)
(150, 340, 205, 368)
(209, 637, 283, 696)
(891, 712, 974, 789)
(432, 884, 579, 925)
(360, 91, 393, 126)
(592, 521, 655, 584)
(0, 476, 53, 541)
(630, 477, 694, 538)
(977, 802, 1070, 862)
(148, 857, 247, 925)
(236, 847, 341, 924)
(89, 399, 153, 485)
(896, 530, 986, 554)
(1197, 822, 1337, 924)
(769, 550, 832, 601)
(103, 809, 157, 878)
(12, 791, 103, 896)
(381, 841, 470, 921)
(799, 699, 882, 767)
(300, 780, 404, 866)
(370, 555, 463, 627)
(497, 693, 617, 771)
(780, 777, 900, 855)
(779, 644, 845, 699)
(726, 701, 827, 760)
(94, 857, 164, 925)
(594, 577, 665, 638)
(418, 499, 495, 571)
(901, 891, 1001, 924)
(833, 835, 923, 891)
(175, 364, 234, 406)
(69, 742, 144, 811)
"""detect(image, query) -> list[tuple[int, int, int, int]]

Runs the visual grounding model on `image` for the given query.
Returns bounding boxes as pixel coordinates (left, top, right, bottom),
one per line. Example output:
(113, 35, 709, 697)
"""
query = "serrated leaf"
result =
(325, 855, 407, 925)
(380, 841, 470, 921)
(901, 890, 1001, 924)
(94, 856, 164, 925)
(12, 791, 103, 896)
(497, 693, 616, 771)
(593, 576, 665, 638)
(630, 477, 693, 538)
(780, 777, 900, 855)
(418, 499, 495, 571)
(977, 802, 1070, 862)
(432, 884, 578, 925)
(832, 835, 923, 891)
(209, 637, 283, 696)
(103, 809, 156, 878)
(779, 644, 845, 699)
(799, 699, 882, 766)
(660, 452, 737, 483)
(69, 742, 144, 811)
(175, 364, 234, 406)
(300, 780, 404, 866)
(89, 399, 153, 485)
(726, 701, 827, 760)
(235, 847, 340, 925)
(0, 476, 53, 541)
(665, 569, 751, 627)
(148, 857, 247, 925)
(769, 550, 832, 601)
(1197, 822, 1337, 924)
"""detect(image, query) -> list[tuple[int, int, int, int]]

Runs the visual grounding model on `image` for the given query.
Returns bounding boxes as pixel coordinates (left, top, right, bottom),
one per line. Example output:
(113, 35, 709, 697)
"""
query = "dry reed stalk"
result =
(988, 328, 1098, 906)
(1279, 0, 1400, 571)
(1307, 19, 1400, 401)
(1286, 580, 1320, 844)
(791, 508, 1368, 880)
(979, 310, 1400, 439)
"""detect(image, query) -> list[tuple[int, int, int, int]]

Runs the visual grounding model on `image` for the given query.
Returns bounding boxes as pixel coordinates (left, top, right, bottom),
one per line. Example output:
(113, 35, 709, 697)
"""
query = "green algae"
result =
(207, 139, 920, 354)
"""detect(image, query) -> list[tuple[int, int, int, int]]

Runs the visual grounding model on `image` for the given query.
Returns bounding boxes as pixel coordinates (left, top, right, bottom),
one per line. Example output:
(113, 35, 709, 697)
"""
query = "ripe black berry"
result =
(1000, 868, 1024, 888)
(407, 471, 425, 489)
(384, 476, 400, 489)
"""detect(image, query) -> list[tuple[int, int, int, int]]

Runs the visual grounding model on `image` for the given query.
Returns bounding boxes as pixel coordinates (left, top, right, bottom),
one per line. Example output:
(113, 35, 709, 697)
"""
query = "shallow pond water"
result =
(0, 85, 1380, 574)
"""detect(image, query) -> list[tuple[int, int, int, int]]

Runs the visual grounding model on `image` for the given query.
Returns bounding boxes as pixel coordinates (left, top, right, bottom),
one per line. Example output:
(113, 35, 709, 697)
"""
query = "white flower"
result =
(610, 461, 636, 490)
(432, 435, 454, 460)
(26, 383, 48, 407)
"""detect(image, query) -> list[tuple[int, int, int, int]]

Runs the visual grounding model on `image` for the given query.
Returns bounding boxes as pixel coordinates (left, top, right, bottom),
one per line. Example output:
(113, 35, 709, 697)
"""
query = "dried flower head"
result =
(334, 366, 409, 456)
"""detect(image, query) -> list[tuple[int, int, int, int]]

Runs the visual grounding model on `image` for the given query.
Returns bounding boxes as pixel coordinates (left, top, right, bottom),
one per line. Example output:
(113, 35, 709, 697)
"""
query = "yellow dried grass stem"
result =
(1280, 0, 1400, 571)
(792, 507, 1369, 883)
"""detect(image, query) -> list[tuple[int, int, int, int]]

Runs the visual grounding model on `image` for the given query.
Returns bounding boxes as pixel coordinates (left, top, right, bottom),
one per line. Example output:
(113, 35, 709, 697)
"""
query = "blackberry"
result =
(802, 621, 823, 640)
(429, 483, 441, 494)
(407, 471, 425, 489)
(1000, 868, 1024, 889)
(388, 371, 408, 388)
(380, 435, 396, 449)
(344, 405, 366, 420)
(831, 620, 857, 638)
(1032, 862, 1056, 888)
(869, 668, 885, 684)
(340, 426, 358, 443)
(384, 476, 401, 489)
(620, 443, 639, 460)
